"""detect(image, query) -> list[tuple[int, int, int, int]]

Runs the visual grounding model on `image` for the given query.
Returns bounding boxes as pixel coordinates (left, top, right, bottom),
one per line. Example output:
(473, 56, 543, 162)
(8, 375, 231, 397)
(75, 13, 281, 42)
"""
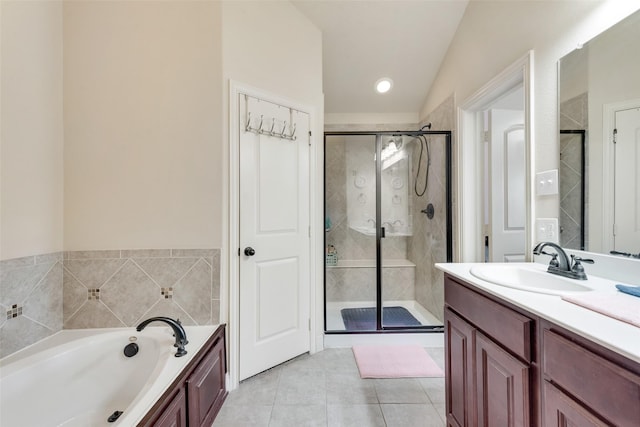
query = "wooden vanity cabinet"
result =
(186, 330, 227, 427)
(138, 324, 227, 427)
(151, 387, 188, 427)
(541, 322, 640, 427)
(445, 273, 640, 427)
(444, 276, 536, 427)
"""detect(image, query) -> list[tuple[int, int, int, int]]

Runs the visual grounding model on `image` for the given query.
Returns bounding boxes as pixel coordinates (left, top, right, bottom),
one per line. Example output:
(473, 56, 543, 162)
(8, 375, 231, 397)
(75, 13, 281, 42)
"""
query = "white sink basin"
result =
(469, 264, 594, 295)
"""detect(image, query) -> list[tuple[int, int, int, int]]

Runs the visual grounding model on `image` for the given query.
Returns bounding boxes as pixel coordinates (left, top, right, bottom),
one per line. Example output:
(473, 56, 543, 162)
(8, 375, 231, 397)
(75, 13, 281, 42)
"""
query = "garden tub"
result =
(0, 325, 219, 426)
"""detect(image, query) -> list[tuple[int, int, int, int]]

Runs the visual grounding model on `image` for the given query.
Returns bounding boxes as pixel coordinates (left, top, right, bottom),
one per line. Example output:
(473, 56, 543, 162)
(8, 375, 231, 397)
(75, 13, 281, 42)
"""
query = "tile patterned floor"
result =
(213, 347, 446, 427)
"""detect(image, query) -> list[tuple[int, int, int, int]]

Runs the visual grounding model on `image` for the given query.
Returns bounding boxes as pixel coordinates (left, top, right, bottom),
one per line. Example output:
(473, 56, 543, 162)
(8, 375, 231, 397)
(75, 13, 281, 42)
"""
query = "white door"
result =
(239, 94, 310, 380)
(487, 109, 526, 262)
(614, 107, 640, 252)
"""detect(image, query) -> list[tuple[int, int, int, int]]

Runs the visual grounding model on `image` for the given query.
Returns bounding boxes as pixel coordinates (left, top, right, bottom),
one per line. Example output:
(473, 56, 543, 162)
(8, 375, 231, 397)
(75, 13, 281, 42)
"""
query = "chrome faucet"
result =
(533, 242, 594, 280)
(136, 316, 188, 357)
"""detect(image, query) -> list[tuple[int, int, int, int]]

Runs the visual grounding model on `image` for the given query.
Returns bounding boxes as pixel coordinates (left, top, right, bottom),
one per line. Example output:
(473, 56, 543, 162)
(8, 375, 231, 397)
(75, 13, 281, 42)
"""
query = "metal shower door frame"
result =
(323, 130, 453, 334)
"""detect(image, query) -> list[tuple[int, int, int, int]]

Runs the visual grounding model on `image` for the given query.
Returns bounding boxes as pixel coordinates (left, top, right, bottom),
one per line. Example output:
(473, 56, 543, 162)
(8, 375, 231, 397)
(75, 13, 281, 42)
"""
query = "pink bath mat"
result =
(352, 345, 444, 378)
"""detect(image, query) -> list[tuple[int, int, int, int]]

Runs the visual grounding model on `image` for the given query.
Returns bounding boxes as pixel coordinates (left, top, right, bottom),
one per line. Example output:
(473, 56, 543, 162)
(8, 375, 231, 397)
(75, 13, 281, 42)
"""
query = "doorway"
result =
(458, 51, 534, 262)
(603, 100, 640, 254)
(324, 130, 452, 334)
(482, 98, 526, 262)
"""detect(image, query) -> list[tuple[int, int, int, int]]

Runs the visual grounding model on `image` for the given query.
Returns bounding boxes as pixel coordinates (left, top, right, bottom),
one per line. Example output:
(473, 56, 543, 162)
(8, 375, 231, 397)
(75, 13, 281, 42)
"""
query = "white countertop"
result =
(436, 262, 640, 364)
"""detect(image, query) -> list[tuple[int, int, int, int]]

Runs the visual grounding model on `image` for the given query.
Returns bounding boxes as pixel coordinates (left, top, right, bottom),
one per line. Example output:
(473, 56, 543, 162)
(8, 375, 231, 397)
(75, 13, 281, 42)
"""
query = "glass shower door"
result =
(324, 131, 451, 333)
(324, 134, 378, 331)
(379, 134, 420, 329)
(380, 133, 449, 329)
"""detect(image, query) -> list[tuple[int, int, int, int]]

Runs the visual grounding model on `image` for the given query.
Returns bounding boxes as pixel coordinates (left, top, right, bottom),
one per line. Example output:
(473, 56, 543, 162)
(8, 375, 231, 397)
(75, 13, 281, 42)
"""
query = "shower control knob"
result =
(244, 247, 256, 256)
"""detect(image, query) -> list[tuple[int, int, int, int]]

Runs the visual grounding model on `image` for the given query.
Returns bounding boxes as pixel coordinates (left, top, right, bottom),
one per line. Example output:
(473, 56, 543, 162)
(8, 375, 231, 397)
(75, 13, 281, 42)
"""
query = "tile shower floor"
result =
(326, 300, 441, 331)
(213, 347, 446, 427)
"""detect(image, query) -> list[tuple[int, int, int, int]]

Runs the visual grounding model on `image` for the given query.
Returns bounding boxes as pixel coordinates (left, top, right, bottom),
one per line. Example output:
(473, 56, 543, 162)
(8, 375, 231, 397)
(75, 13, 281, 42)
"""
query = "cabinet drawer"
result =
(543, 329, 640, 426)
(445, 277, 533, 362)
(543, 382, 606, 427)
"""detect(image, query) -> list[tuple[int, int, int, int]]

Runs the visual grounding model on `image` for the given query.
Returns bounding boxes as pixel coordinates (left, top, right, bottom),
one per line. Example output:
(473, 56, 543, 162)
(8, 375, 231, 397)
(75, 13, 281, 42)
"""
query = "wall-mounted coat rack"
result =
(245, 111, 297, 141)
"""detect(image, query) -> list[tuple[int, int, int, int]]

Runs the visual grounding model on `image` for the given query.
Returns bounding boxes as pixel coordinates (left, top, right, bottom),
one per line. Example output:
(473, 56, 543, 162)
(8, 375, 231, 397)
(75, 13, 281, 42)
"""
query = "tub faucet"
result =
(136, 316, 188, 357)
(533, 242, 594, 280)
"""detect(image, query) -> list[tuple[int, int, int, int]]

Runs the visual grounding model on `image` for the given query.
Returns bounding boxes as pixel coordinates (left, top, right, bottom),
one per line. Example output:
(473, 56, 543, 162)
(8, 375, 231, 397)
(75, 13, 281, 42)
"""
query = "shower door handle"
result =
(244, 247, 256, 256)
(381, 227, 386, 238)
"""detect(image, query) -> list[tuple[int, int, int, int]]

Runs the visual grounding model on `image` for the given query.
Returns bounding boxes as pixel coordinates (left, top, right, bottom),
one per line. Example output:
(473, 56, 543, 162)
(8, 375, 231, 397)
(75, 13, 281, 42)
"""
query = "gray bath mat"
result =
(341, 306, 422, 330)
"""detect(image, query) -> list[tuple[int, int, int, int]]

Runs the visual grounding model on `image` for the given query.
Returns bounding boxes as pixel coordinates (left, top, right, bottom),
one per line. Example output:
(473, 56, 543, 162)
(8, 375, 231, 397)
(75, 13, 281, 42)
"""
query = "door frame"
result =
(226, 81, 319, 389)
(457, 51, 535, 262)
(602, 98, 640, 252)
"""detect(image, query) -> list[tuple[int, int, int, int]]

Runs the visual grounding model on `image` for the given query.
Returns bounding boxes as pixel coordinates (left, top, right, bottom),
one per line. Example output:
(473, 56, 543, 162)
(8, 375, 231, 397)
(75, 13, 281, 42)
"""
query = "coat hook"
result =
(245, 112, 252, 131)
(270, 118, 276, 134)
(258, 115, 264, 132)
(290, 123, 297, 139)
(281, 121, 288, 137)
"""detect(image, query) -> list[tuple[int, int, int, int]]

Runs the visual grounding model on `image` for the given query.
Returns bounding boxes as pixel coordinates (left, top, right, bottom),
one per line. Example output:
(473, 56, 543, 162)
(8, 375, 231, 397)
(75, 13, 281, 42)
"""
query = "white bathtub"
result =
(0, 325, 219, 426)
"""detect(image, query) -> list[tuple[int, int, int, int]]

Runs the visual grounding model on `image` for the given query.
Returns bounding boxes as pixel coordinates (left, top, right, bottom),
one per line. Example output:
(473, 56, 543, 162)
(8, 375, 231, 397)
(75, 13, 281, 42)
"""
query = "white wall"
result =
(63, 0, 223, 250)
(421, 0, 640, 222)
(1, 1, 64, 260)
(222, 1, 323, 113)
(586, 16, 640, 251)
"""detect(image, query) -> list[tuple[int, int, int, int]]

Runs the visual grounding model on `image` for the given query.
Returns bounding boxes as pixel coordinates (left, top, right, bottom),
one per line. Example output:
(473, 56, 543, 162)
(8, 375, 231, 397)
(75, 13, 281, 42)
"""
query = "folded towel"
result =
(616, 284, 640, 298)
(562, 293, 640, 328)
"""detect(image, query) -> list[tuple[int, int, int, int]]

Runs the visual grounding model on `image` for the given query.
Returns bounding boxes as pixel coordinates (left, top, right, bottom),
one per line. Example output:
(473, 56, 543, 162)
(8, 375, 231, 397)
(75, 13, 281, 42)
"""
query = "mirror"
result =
(558, 9, 640, 259)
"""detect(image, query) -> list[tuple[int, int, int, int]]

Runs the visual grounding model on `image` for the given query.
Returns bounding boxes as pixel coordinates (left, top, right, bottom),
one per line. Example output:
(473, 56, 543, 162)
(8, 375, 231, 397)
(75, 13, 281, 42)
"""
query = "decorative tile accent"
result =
(62, 249, 220, 329)
(0, 252, 64, 358)
(88, 288, 100, 300)
(0, 248, 220, 358)
(6, 304, 23, 319)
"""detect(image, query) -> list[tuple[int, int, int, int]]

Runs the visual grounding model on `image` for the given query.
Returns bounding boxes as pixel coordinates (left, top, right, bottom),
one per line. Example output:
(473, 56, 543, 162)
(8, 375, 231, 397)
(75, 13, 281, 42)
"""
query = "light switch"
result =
(536, 169, 559, 196)
(536, 218, 559, 243)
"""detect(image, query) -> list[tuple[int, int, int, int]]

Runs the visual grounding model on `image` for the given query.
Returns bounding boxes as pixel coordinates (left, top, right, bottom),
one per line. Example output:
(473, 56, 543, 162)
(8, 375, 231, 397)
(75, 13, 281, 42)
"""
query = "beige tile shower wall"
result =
(559, 93, 589, 250)
(63, 249, 220, 329)
(325, 135, 407, 261)
(0, 253, 63, 358)
(326, 266, 415, 302)
(409, 95, 456, 322)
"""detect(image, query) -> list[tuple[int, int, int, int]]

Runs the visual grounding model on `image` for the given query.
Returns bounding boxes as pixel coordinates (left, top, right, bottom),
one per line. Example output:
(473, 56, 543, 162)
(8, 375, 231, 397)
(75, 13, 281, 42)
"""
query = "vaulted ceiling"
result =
(292, 0, 469, 115)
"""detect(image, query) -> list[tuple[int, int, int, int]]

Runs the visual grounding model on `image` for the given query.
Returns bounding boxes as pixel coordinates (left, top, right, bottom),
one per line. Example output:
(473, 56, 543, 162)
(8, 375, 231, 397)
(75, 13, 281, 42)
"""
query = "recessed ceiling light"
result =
(375, 78, 393, 94)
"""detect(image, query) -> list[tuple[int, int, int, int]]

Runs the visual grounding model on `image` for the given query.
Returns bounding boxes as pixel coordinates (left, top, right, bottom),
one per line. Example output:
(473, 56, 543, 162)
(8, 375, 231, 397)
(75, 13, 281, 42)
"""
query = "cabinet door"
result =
(476, 332, 530, 427)
(543, 382, 607, 427)
(445, 309, 476, 427)
(151, 387, 187, 427)
(187, 333, 227, 427)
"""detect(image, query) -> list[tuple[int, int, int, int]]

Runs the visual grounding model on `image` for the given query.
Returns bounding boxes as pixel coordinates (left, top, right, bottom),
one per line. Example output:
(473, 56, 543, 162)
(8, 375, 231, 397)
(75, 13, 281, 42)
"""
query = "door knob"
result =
(244, 247, 256, 256)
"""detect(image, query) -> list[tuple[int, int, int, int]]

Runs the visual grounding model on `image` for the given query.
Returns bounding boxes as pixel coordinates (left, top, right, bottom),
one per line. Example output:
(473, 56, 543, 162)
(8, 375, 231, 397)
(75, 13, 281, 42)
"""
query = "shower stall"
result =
(324, 130, 452, 333)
